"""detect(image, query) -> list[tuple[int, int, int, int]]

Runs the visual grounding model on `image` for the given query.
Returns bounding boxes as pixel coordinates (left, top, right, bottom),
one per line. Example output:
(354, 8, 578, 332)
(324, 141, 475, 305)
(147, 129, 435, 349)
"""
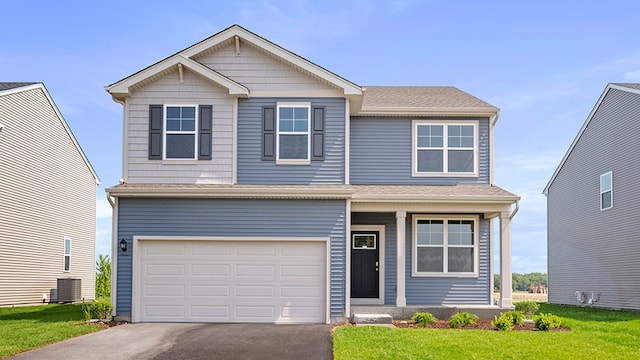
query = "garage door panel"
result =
(145, 242, 186, 256)
(137, 240, 325, 323)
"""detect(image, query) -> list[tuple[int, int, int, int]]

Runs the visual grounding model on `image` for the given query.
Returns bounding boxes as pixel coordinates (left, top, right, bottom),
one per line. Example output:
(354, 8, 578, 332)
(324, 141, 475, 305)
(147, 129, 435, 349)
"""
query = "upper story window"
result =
(63, 238, 71, 272)
(165, 105, 197, 159)
(277, 102, 311, 163)
(148, 104, 212, 161)
(412, 120, 478, 177)
(600, 171, 613, 210)
(412, 215, 478, 277)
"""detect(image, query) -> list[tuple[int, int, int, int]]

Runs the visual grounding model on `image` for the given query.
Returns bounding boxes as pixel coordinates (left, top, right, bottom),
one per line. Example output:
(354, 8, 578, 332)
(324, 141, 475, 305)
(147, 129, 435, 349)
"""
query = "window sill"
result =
(412, 172, 478, 177)
(162, 159, 198, 165)
(276, 159, 311, 165)
(411, 272, 478, 278)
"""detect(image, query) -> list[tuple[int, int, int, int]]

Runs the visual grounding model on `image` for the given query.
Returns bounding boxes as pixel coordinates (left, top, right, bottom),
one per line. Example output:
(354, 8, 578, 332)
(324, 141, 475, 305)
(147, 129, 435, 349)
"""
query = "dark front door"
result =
(351, 231, 379, 298)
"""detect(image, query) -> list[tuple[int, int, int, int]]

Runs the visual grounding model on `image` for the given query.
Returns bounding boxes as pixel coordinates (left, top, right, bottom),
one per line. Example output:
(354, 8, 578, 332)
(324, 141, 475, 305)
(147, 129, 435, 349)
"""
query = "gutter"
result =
(509, 199, 520, 220)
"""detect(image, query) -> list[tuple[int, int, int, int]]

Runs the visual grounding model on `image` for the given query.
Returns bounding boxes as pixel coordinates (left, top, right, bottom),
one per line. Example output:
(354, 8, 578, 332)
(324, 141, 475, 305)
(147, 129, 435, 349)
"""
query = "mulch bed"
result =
(93, 320, 128, 328)
(393, 319, 570, 331)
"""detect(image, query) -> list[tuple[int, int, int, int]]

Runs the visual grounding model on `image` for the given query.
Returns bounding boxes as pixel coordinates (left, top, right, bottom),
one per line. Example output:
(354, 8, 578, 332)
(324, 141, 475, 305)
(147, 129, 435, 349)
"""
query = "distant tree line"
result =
(494, 272, 547, 292)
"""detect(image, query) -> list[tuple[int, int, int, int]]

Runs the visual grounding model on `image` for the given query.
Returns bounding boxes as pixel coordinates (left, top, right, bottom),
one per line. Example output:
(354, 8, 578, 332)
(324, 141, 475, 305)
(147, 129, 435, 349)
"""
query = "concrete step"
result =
(352, 313, 394, 327)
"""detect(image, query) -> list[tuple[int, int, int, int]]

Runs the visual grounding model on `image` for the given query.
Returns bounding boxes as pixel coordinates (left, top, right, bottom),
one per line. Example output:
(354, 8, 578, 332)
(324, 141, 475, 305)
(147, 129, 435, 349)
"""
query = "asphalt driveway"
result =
(8, 323, 333, 360)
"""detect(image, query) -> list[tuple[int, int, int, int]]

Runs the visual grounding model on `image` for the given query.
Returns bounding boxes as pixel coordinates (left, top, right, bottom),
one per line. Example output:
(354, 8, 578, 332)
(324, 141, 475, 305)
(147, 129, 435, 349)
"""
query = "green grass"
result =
(333, 303, 640, 359)
(0, 304, 102, 359)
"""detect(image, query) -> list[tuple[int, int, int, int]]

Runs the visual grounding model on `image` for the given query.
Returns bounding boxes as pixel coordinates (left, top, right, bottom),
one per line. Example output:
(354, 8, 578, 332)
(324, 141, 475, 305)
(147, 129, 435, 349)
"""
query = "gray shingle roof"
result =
(0, 82, 38, 91)
(360, 86, 497, 112)
(612, 83, 640, 90)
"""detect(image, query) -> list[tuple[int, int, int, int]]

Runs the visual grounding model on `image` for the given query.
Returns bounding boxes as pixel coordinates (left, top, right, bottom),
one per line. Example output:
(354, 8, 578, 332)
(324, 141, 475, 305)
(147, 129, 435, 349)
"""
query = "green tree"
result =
(95, 254, 111, 299)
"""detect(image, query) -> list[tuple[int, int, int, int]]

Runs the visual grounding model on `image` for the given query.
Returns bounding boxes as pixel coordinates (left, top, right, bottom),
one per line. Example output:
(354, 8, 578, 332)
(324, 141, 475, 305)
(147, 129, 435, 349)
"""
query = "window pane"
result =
(166, 106, 181, 119)
(600, 172, 612, 192)
(181, 119, 195, 131)
(448, 150, 474, 172)
(64, 256, 70, 271)
(166, 134, 195, 158)
(417, 125, 443, 148)
(417, 220, 444, 245)
(181, 106, 195, 119)
(417, 247, 443, 272)
(353, 235, 376, 249)
(64, 239, 71, 254)
(280, 107, 294, 120)
(448, 220, 474, 245)
(166, 119, 181, 131)
(294, 107, 308, 120)
(417, 150, 443, 172)
(279, 134, 308, 159)
(294, 118, 308, 132)
(279, 119, 294, 132)
(448, 248, 474, 272)
(602, 191, 612, 209)
(448, 125, 474, 148)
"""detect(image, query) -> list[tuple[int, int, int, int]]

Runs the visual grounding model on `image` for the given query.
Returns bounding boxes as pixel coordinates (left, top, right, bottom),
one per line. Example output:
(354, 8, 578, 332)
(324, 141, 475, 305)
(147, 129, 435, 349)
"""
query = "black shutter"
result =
(262, 106, 276, 160)
(149, 105, 163, 160)
(198, 105, 212, 160)
(311, 107, 325, 160)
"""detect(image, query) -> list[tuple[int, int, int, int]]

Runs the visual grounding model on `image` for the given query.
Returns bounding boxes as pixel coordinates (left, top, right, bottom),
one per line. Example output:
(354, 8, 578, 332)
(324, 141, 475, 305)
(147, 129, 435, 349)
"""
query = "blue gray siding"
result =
(547, 87, 640, 310)
(405, 216, 491, 305)
(237, 98, 345, 184)
(352, 213, 491, 305)
(352, 213, 397, 305)
(117, 198, 346, 317)
(350, 117, 490, 184)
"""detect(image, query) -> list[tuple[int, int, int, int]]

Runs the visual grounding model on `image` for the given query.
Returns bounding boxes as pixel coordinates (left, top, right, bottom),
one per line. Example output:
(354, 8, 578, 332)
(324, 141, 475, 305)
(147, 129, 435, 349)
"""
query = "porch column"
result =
(396, 211, 407, 307)
(499, 211, 513, 308)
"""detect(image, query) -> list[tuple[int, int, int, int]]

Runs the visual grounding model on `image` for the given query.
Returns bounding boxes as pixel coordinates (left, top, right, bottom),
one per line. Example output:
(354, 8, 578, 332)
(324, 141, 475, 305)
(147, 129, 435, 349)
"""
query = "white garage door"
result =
(135, 239, 326, 324)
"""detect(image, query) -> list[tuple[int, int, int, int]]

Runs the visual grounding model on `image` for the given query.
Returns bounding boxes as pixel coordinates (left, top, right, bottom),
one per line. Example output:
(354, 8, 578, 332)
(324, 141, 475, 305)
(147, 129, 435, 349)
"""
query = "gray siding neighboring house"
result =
(105, 25, 519, 324)
(0, 82, 99, 306)
(544, 83, 640, 310)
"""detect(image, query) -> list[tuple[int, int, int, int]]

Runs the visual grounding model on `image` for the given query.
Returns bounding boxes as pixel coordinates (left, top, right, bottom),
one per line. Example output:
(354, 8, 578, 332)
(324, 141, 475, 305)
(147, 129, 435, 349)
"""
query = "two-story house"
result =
(0, 82, 99, 306)
(544, 83, 640, 310)
(106, 25, 519, 324)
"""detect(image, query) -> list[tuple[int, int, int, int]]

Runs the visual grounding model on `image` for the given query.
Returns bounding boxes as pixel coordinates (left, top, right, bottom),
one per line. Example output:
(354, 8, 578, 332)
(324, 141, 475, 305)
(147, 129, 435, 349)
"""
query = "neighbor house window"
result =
(413, 121, 477, 176)
(164, 105, 197, 159)
(413, 215, 478, 276)
(600, 171, 613, 210)
(277, 102, 310, 163)
(63, 238, 71, 272)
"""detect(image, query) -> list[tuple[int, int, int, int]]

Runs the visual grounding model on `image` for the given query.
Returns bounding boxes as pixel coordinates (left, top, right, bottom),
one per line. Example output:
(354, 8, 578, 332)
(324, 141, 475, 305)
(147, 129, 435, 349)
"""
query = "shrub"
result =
(515, 301, 540, 318)
(492, 311, 524, 331)
(412, 312, 438, 327)
(534, 313, 562, 331)
(449, 312, 478, 328)
(83, 300, 114, 321)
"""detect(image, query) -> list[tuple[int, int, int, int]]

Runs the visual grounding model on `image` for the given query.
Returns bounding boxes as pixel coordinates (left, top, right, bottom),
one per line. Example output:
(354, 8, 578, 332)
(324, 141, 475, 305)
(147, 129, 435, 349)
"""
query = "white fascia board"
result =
(356, 107, 498, 117)
(0, 83, 42, 97)
(106, 186, 352, 199)
(543, 83, 640, 195)
(182, 25, 362, 97)
(106, 55, 249, 99)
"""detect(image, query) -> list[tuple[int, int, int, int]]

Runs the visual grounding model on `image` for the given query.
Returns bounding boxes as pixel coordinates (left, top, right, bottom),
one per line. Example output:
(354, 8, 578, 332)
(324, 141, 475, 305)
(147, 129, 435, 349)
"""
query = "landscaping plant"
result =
(514, 300, 540, 319)
(411, 312, 438, 327)
(534, 312, 562, 331)
(448, 312, 478, 328)
(491, 311, 524, 331)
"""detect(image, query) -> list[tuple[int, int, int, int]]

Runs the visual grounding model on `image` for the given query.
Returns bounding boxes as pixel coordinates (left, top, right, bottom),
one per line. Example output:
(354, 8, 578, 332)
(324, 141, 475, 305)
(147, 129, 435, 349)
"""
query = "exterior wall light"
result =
(120, 238, 128, 252)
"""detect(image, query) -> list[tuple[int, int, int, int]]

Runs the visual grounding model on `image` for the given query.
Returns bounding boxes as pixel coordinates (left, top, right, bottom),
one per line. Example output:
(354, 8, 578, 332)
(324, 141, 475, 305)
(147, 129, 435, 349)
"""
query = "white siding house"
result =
(0, 82, 99, 305)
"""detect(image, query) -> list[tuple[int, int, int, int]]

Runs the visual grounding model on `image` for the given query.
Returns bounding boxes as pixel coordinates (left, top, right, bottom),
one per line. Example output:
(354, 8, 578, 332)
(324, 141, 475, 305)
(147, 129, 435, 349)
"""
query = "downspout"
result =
(509, 199, 519, 220)
(490, 112, 499, 186)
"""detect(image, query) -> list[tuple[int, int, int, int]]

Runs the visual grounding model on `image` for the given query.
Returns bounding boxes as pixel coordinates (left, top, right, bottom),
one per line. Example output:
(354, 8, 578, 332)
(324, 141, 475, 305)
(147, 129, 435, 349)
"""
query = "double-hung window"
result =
(63, 238, 71, 272)
(277, 102, 310, 163)
(413, 216, 478, 276)
(600, 171, 613, 210)
(165, 105, 197, 159)
(413, 121, 477, 176)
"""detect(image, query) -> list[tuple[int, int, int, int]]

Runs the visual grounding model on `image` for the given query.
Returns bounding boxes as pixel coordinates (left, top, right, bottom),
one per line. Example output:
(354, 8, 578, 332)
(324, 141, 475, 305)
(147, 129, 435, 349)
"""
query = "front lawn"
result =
(333, 303, 640, 359)
(0, 304, 102, 359)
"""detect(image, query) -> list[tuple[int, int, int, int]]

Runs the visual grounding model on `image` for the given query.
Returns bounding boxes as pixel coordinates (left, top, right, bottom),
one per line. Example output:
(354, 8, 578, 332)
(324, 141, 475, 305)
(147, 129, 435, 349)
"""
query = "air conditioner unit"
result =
(57, 278, 81, 303)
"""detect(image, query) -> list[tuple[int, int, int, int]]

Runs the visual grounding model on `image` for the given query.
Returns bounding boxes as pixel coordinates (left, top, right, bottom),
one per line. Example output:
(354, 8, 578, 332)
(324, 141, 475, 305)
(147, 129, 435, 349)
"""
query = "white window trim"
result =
(163, 104, 199, 160)
(63, 238, 71, 272)
(600, 171, 613, 210)
(276, 102, 311, 165)
(412, 120, 478, 177)
(412, 215, 479, 277)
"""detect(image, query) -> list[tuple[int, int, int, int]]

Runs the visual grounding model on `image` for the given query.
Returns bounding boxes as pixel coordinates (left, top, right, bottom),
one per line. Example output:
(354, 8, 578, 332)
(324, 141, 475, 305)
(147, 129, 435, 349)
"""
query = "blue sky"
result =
(3, 0, 639, 273)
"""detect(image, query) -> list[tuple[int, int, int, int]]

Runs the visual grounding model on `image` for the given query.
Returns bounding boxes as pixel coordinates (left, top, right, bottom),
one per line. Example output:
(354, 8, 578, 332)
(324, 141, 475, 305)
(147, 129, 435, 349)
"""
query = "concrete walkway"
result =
(8, 323, 333, 360)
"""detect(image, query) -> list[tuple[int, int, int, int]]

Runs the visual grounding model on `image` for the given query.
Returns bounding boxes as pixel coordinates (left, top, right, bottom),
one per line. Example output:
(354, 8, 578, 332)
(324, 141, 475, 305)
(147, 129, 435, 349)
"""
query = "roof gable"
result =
(106, 24, 362, 102)
(0, 83, 100, 183)
(543, 83, 640, 194)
